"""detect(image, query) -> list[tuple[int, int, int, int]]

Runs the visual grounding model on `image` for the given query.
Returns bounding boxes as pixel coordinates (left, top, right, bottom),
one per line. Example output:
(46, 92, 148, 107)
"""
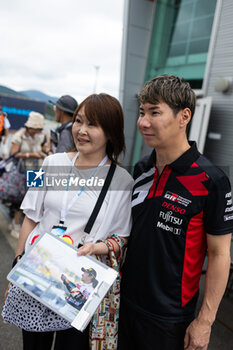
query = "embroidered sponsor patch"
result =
(157, 221, 181, 235)
(224, 214, 233, 221)
(225, 206, 233, 213)
(159, 211, 183, 225)
(164, 191, 191, 207)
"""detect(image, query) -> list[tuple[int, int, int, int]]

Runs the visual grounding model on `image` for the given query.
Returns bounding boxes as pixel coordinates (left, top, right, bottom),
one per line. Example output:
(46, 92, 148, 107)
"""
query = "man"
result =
(118, 75, 233, 350)
(49, 95, 78, 153)
(61, 267, 98, 310)
(0, 105, 11, 159)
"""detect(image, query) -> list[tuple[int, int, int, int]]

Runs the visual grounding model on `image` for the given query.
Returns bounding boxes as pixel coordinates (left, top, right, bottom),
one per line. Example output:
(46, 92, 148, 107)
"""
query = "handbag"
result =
(2, 284, 71, 332)
(0, 152, 18, 176)
(0, 157, 26, 203)
(89, 234, 126, 350)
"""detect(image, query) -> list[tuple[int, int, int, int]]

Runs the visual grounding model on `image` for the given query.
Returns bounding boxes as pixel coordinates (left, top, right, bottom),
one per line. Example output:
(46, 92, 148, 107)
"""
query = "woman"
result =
(3, 93, 133, 349)
(9, 111, 48, 238)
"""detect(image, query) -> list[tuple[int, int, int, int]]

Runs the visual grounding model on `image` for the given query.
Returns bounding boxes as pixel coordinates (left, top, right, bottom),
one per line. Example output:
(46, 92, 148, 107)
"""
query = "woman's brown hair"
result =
(73, 93, 125, 164)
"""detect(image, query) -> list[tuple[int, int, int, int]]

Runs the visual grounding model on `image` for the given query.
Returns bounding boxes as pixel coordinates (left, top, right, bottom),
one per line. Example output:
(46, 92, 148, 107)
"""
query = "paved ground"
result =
(0, 202, 233, 349)
(0, 205, 22, 350)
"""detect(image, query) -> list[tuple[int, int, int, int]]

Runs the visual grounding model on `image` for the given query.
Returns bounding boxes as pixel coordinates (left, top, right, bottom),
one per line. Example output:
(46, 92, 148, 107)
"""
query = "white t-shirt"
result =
(4, 115, 11, 129)
(21, 152, 133, 251)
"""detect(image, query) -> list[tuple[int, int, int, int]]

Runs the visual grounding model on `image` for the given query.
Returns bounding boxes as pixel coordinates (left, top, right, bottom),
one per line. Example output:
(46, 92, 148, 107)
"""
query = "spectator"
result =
(9, 112, 47, 239)
(0, 105, 11, 160)
(49, 95, 78, 153)
(3, 93, 133, 350)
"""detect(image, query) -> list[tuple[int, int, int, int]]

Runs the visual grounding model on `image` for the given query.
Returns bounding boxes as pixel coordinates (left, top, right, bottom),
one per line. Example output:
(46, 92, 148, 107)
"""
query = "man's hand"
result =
(184, 318, 211, 350)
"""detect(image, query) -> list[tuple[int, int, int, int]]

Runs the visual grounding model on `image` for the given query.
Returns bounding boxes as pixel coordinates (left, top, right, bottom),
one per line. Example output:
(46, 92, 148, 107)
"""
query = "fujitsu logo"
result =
(159, 211, 183, 225)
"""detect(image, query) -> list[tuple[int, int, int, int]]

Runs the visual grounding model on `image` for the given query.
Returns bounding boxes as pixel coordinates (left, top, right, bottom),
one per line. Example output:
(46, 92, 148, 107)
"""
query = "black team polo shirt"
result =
(121, 142, 233, 322)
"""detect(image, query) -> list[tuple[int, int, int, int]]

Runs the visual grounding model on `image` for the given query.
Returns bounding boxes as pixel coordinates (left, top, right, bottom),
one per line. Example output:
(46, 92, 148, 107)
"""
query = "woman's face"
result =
(27, 127, 43, 137)
(72, 106, 108, 159)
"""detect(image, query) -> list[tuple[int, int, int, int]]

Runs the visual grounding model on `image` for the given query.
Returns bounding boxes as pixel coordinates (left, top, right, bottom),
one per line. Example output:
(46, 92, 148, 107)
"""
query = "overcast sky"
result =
(0, 0, 124, 103)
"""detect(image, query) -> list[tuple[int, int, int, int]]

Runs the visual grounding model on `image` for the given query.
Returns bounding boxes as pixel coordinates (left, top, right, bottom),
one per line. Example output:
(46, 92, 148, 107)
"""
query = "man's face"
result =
(81, 271, 93, 284)
(55, 106, 62, 123)
(137, 102, 184, 150)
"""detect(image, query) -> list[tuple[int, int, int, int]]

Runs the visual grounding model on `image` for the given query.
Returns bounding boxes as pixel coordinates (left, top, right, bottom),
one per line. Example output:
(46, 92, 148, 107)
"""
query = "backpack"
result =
(0, 113, 5, 137)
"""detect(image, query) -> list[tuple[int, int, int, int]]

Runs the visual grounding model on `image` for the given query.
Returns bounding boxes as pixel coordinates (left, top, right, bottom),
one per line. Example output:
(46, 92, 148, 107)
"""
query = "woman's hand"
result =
(30, 152, 42, 159)
(20, 152, 42, 159)
(77, 237, 128, 257)
(77, 243, 97, 256)
(39, 151, 47, 159)
(77, 241, 109, 256)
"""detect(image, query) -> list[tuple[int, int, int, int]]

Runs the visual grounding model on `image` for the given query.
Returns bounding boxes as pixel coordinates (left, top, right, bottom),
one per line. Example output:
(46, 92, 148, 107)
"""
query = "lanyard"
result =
(26, 131, 39, 165)
(26, 132, 37, 152)
(60, 152, 108, 224)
